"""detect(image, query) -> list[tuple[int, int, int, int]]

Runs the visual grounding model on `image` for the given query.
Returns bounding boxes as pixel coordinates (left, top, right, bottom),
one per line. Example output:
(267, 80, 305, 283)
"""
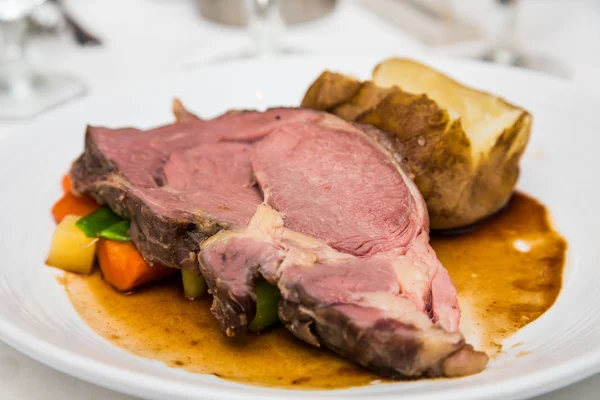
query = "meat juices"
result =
(71, 108, 488, 378)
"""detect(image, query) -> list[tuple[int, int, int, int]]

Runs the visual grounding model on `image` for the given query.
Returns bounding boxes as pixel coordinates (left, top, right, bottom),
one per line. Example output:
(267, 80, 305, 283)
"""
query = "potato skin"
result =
(301, 71, 362, 110)
(301, 70, 531, 230)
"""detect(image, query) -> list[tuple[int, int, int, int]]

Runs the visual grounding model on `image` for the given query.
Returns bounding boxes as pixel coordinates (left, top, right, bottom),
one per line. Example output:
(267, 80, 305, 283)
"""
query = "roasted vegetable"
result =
(98, 220, 132, 242)
(76, 206, 123, 237)
(97, 239, 175, 292)
(76, 206, 132, 241)
(248, 280, 281, 333)
(46, 214, 97, 274)
(51, 193, 100, 223)
(301, 58, 531, 230)
(62, 174, 72, 194)
(181, 269, 207, 299)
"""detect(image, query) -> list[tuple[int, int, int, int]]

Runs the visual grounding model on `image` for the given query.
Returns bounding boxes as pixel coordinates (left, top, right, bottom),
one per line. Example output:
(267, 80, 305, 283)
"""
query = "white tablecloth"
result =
(1, 0, 600, 398)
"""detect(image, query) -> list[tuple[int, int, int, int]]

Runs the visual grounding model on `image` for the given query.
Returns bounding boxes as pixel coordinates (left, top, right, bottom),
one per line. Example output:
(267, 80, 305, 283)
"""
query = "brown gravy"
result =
(64, 193, 566, 389)
(432, 193, 566, 355)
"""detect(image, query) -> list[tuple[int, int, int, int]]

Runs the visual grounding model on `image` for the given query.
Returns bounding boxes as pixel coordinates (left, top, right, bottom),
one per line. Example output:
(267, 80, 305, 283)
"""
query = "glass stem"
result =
(487, 0, 520, 65)
(245, 0, 283, 56)
(0, 18, 33, 97)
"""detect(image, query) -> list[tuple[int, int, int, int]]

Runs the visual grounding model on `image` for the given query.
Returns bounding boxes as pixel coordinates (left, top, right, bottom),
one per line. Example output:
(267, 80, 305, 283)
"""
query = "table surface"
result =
(1, 0, 600, 398)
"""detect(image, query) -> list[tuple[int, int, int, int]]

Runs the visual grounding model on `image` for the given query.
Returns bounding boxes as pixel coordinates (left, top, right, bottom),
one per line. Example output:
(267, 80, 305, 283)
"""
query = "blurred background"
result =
(0, 0, 599, 122)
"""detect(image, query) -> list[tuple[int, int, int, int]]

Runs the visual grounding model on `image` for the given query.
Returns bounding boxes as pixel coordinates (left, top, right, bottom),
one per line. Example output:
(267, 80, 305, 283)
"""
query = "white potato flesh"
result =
(46, 214, 97, 274)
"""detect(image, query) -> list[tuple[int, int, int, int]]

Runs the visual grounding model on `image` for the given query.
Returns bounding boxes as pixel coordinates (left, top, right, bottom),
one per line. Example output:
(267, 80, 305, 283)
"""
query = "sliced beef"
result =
(200, 207, 487, 377)
(70, 108, 321, 269)
(70, 107, 488, 379)
(198, 118, 487, 377)
(252, 120, 421, 257)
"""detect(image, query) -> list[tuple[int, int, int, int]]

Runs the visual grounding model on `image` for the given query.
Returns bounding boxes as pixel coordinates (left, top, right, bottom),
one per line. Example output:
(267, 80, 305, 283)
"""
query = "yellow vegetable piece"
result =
(46, 214, 97, 274)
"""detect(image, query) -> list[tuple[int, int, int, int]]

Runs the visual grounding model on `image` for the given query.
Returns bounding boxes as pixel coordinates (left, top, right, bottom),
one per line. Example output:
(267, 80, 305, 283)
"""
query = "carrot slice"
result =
(62, 174, 73, 194)
(51, 193, 101, 223)
(97, 239, 175, 292)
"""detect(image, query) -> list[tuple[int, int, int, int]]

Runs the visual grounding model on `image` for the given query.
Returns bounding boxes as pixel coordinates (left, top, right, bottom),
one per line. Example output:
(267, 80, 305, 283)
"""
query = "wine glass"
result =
(207, 0, 302, 63)
(478, 0, 569, 78)
(0, 0, 85, 120)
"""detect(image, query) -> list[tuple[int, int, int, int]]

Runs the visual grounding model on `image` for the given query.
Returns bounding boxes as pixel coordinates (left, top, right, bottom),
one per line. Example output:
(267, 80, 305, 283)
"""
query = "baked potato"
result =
(301, 58, 532, 230)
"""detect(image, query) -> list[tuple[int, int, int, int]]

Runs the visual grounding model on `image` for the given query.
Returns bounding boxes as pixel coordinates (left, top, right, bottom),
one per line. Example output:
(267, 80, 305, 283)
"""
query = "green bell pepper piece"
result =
(76, 206, 123, 238)
(182, 269, 207, 299)
(98, 220, 132, 242)
(249, 280, 281, 333)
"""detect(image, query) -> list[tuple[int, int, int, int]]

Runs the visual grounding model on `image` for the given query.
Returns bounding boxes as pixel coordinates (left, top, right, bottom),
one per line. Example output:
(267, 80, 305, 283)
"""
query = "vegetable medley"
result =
(47, 175, 280, 332)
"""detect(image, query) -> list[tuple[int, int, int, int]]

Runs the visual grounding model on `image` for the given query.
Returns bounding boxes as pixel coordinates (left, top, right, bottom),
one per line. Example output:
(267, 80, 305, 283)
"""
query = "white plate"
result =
(0, 54, 599, 400)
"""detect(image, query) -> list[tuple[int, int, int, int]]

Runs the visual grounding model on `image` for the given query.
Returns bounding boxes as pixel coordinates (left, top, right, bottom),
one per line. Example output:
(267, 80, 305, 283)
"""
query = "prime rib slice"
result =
(71, 108, 321, 270)
(70, 107, 488, 378)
